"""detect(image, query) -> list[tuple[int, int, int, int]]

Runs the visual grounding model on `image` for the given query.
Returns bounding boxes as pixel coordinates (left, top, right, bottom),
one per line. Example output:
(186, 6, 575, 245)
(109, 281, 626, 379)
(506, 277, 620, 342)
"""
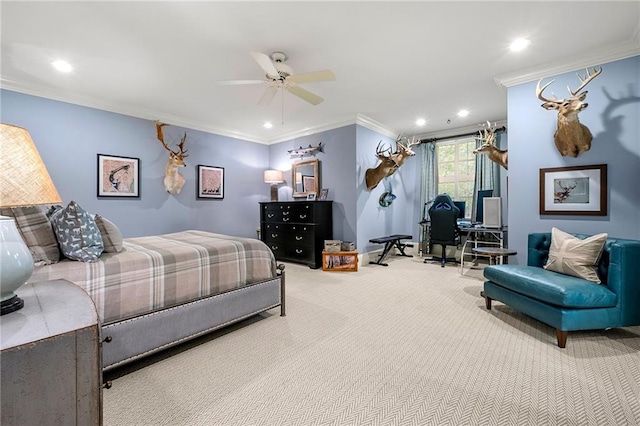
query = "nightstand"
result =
(1, 280, 102, 425)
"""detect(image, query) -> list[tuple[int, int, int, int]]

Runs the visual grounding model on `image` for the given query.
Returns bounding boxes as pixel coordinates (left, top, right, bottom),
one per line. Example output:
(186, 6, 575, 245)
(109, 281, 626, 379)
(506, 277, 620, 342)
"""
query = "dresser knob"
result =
(296, 249, 303, 254)
(283, 212, 290, 216)
(103, 381, 112, 389)
(271, 233, 278, 238)
(296, 236, 303, 241)
(102, 336, 112, 343)
(271, 245, 278, 250)
(267, 213, 274, 218)
(283, 218, 289, 222)
(300, 214, 307, 219)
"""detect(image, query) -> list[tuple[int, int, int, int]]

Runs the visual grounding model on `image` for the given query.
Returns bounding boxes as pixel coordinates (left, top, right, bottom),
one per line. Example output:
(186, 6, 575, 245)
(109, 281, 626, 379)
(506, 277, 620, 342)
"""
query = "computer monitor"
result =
(453, 201, 466, 219)
(475, 189, 493, 223)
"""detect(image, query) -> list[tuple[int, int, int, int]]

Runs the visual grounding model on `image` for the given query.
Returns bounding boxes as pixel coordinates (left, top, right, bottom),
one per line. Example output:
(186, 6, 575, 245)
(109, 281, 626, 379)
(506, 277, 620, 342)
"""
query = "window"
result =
(437, 138, 476, 218)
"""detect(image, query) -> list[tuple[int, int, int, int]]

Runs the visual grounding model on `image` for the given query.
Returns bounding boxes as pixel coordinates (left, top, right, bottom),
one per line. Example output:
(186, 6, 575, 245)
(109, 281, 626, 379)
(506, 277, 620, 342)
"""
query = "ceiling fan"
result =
(218, 51, 336, 106)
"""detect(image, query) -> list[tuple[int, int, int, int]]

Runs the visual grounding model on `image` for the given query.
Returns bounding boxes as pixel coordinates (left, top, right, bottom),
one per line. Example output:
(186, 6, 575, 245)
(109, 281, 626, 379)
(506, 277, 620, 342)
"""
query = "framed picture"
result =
(318, 188, 329, 200)
(307, 192, 316, 201)
(539, 164, 607, 215)
(197, 165, 224, 199)
(97, 154, 140, 198)
(302, 175, 315, 193)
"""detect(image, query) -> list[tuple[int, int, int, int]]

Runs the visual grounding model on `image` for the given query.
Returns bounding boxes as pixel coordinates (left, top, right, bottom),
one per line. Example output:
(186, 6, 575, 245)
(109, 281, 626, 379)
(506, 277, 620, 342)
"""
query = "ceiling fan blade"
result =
(258, 86, 278, 106)
(288, 70, 336, 84)
(216, 79, 265, 85)
(286, 85, 324, 105)
(250, 51, 279, 77)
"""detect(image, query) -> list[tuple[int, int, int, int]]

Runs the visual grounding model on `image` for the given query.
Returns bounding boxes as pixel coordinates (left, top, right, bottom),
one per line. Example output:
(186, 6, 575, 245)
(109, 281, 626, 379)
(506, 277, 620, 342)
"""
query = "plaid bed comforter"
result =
(29, 231, 277, 324)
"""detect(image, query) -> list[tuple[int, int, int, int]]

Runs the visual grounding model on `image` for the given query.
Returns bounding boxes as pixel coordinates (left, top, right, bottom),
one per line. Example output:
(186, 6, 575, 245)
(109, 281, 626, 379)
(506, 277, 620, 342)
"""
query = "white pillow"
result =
(543, 227, 607, 283)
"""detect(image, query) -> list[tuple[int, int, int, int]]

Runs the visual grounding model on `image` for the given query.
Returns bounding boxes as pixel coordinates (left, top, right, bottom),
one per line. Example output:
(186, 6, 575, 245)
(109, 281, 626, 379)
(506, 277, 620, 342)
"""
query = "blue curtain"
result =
(419, 141, 438, 221)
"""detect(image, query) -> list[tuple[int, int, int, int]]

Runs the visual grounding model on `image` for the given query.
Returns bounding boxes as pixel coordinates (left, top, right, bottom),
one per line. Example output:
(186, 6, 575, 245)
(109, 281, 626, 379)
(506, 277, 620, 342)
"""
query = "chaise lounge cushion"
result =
(484, 265, 617, 309)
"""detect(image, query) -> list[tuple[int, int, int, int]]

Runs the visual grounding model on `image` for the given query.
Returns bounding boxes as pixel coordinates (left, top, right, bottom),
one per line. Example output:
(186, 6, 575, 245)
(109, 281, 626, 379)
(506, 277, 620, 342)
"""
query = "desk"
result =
(459, 226, 507, 273)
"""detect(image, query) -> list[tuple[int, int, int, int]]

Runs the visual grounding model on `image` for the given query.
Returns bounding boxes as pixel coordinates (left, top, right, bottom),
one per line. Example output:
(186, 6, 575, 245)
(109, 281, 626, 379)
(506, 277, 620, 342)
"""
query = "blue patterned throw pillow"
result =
(49, 201, 104, 262)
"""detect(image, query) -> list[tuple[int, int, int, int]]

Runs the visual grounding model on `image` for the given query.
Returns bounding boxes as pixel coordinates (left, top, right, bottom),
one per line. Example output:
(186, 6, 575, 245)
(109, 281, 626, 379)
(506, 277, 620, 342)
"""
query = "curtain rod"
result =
(419, 126, 506, 144)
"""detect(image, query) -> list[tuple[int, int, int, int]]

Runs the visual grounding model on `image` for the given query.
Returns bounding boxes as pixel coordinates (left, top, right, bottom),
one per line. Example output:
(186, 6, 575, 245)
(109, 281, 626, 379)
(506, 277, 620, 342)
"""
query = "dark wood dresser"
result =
(260, 201, 333, 269)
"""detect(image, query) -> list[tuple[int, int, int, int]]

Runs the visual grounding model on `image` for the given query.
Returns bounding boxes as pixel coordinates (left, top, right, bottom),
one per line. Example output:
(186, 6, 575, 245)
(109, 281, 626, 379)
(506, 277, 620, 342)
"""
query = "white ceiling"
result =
(2, 1, 639, 144)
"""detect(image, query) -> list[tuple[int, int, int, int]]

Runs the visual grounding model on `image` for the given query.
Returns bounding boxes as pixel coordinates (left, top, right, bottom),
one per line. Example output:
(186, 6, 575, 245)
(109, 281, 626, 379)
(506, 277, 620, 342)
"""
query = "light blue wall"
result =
(507, 55, 640, 264)
(1, 90, 271, 238)
(267, 125, 358, 245)
(267, 123, 421, 253)
(356, 125, 420, 252)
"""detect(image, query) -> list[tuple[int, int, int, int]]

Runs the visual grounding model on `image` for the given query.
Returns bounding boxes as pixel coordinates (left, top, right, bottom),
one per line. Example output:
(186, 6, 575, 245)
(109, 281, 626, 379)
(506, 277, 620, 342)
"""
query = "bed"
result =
(28, 230, 285, 371)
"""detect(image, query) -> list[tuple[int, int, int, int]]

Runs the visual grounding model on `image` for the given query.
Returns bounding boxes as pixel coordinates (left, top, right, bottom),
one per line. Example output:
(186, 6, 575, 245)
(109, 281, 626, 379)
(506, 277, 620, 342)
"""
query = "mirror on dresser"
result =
(292, 159, 319, 198)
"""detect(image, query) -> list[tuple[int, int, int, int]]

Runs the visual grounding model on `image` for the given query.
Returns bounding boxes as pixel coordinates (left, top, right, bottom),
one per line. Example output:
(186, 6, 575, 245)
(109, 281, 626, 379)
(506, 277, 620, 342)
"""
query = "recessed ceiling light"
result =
(263, 122, 273, 129)
(457, 110, 469, 118)
(510, 38, 530, 52)
(416, 118, 426, 126)
(52, 60, 73, 72)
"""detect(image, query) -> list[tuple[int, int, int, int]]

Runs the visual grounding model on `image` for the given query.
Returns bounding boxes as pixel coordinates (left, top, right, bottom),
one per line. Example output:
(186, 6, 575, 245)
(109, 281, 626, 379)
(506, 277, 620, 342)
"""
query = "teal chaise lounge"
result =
(482, 232, 640, 347)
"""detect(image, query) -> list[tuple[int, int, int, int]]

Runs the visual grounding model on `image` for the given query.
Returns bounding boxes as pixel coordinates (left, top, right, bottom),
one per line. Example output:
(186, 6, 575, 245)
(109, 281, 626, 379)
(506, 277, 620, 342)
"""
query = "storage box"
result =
(324, 240, 342, 252)
(322, 250, 358, 272)
(341, 241, 355, 251)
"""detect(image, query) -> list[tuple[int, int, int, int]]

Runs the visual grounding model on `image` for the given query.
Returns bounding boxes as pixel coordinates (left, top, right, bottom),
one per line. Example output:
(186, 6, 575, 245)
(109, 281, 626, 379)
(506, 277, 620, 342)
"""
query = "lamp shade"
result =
(0, 123, 61, 315)
(264, 169, 284, 184)
(0, 123, 62, 207)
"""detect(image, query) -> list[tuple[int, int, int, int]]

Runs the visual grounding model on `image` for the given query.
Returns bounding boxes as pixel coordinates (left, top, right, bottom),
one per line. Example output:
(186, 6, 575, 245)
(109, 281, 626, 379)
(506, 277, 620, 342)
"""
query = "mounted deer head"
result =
(536, 67, 602, 157)
(473, 121, 508, 170)
(154, 120, 188, 195)
(365, 135, 419, 190)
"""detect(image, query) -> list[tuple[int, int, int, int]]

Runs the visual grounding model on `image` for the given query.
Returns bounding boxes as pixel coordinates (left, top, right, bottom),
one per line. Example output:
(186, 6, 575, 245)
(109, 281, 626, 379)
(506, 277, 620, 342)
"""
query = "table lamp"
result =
(0, 123, 62, 315)
(264, 170, 284, 201)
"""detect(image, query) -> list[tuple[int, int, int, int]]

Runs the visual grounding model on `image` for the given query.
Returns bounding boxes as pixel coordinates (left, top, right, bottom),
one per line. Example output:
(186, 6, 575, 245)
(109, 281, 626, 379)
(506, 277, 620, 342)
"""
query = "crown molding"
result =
(0, 79, 272, 144)
(495, 38, 640, 88)
(1, 81, 400, 145)
(355, 114, 398, 139)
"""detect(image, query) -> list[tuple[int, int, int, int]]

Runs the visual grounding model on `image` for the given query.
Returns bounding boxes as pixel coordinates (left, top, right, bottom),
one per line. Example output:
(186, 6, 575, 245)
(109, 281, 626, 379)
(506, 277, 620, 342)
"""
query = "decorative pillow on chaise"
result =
(48, 201, 104, 262)
(543, 227, 607, 283)
(0, 206, 60, 265)
(94, 214, 124, 253)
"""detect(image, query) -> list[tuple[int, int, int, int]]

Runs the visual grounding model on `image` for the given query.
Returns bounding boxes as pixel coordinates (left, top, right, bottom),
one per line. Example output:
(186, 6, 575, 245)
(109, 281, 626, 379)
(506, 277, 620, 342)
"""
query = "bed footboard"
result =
(102, 267, 284, 371)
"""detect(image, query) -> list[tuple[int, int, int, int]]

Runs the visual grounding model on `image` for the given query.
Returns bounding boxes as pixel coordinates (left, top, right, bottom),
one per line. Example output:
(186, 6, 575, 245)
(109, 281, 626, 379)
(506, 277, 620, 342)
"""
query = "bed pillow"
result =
(543, 227, 607, 283)
(0, 206, 60, 265)
(49, 201, 104, 262)
(94, 214, 124, 253)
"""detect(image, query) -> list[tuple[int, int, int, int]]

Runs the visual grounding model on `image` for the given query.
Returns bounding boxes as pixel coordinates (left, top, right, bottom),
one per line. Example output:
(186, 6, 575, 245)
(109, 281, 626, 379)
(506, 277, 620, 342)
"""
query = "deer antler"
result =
(176, 133, 189, 158)
(375, 141, 393, 159)
(155, 120, 188, 157)
(569, 67, 602, 96)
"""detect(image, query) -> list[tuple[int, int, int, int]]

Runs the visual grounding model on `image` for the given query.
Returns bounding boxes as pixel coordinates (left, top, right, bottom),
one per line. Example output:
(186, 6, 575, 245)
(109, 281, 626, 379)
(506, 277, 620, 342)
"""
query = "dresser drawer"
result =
(290, 204, 314, 223)
(288, 225, 314, 247)
(264, 241, 285, 258)
(263, 223, 285, 242)
(286, 245, 314, 262)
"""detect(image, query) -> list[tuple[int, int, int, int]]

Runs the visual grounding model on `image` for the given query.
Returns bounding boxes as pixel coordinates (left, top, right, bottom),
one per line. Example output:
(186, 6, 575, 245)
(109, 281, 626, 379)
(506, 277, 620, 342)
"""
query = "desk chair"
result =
(428, 194, 460, 267)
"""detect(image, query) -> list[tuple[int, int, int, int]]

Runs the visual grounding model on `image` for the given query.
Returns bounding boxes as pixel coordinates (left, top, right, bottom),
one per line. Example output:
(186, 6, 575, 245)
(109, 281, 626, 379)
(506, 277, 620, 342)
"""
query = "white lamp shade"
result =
(264, 170, 284, 184)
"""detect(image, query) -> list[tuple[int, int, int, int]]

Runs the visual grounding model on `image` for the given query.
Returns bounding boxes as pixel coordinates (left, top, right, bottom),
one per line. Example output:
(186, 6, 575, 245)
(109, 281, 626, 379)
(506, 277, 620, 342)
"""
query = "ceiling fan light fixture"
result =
(263, 122, 273, 129)
(416, 118, 426, 126)
(457, 109, 469, 118)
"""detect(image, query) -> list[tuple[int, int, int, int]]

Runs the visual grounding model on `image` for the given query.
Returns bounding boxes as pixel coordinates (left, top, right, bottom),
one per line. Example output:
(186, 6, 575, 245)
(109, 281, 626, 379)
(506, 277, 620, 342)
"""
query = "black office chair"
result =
(428, 194, 460, 267)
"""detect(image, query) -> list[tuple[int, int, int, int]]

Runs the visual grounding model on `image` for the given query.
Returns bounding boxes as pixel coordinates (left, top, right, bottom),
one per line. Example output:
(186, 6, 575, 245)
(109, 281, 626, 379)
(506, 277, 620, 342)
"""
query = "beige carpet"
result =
(103, 257, 640, 425)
